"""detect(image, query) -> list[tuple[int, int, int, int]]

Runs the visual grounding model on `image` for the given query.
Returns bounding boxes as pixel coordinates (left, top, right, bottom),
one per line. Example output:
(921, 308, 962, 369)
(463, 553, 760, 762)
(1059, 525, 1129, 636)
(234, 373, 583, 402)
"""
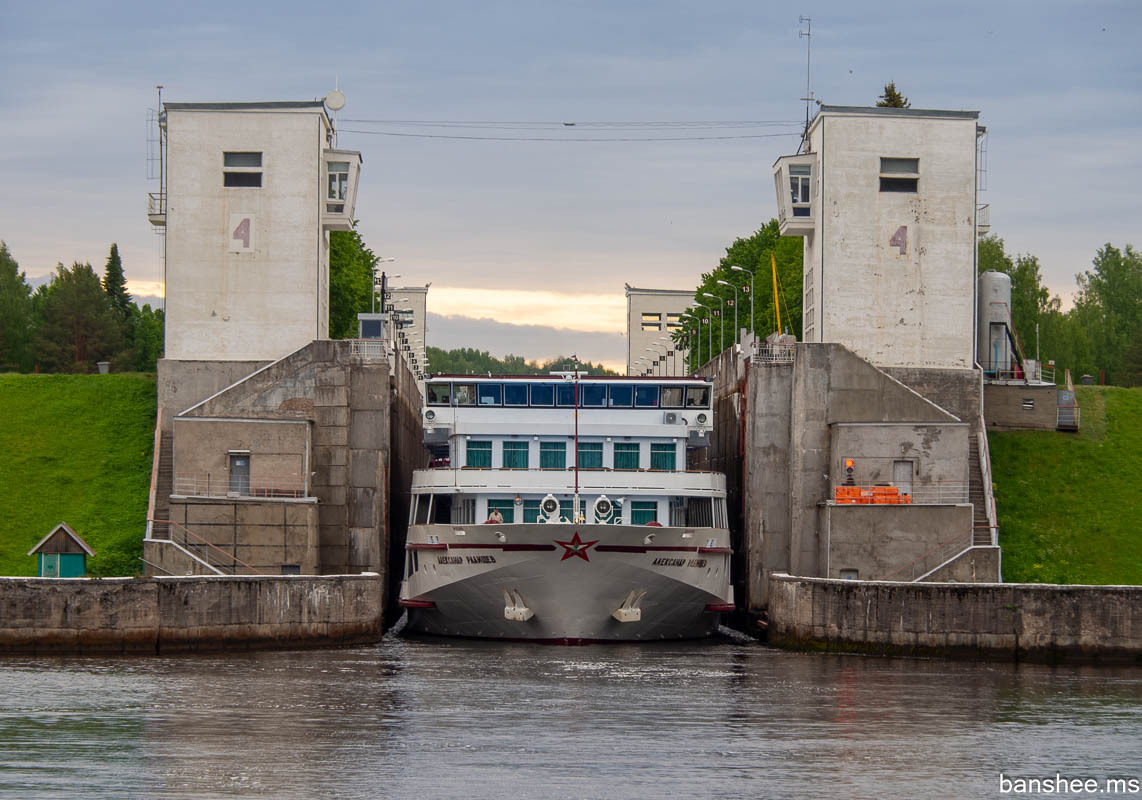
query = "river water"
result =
(1, 632, 1139, 799)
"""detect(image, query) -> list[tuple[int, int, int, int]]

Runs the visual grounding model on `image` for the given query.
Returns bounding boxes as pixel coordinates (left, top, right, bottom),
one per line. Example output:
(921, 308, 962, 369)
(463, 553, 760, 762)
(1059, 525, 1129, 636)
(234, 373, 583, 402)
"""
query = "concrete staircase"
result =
(968, 432, 993, 546)
(151, 430, 173, 540)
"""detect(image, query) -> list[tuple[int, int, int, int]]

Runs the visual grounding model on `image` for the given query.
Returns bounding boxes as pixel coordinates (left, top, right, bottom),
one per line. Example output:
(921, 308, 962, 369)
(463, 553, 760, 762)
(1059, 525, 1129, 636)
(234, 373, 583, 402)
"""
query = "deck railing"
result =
(173, 473, 307, 499)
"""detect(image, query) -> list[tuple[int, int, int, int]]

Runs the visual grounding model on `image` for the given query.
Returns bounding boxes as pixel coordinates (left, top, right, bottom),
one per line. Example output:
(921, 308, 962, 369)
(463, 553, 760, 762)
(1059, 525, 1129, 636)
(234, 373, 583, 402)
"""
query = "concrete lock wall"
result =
(821, 503, 974, 580)
(0, 574, 383, 655)
(167, 497, 318, 574)
(172, 417, 311, 491)
(768, 574, 1142, 664)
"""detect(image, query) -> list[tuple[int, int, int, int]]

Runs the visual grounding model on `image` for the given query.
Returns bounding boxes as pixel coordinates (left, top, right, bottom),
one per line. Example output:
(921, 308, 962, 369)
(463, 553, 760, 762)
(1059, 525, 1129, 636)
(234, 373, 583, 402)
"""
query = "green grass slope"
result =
(990, 386, 1142, 585)
(0, 374, 156, 577)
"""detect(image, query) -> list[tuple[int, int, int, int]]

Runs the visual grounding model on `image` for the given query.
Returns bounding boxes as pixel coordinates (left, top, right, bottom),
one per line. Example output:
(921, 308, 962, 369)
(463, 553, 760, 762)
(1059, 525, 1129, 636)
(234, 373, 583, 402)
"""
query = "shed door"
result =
(41, 553, 59, 578)
(229, 454, 251, 495)
(893, 460, 914, 498)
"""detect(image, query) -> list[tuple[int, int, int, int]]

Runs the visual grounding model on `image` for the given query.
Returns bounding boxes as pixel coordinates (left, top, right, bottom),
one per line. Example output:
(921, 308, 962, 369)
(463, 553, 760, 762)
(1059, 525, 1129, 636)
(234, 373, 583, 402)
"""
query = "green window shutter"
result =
(503, 441, 529, 469)
(577, 442, 603, 470)
(540, 441, 566, 469)
(523, 500, 541, 523)
(650, 443, 676, 471)
(466, 440, 492, 468)
(614, 442, 640, 470)
(487, 499, 516, 523)
(631, 501, 658, 525)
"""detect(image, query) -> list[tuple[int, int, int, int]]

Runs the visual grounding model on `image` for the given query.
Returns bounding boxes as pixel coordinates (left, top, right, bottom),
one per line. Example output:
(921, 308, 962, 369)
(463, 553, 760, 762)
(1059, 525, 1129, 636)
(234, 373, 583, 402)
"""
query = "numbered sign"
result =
(228, 213, 256, 253)
(889, 225, 908, 256)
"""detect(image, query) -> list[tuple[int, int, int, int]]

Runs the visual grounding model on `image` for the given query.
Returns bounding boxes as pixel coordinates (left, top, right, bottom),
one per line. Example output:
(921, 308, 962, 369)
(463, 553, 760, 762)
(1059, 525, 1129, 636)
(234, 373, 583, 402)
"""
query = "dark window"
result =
(540, 441, 566, 469)
(635, 385, 659, 407)
(880, 157, 918, 193)
(577, 442, 603, 469)
(504, 384, 528, 406)
(530, 383, 554, 406)
(660, 386, 684, 408)
(631, 501, 658, 525)
(466, 440, 491, 468)
(477, 383, 502, 406)
(650, 443, 676, 471)
(614, 442, 640, 470)
(608, 384, 634, 407)
(503, 441, 528, 469)
(280, 564, 301, 575)
(556, 383, 576, 407)
(224, 172, 262, 187)
(880, 177, 918, 193)
(685, 386, 710, 408)
(581, 384, 606, 407)
(453, 384, 475, 406)
(427, 383, 451, 405)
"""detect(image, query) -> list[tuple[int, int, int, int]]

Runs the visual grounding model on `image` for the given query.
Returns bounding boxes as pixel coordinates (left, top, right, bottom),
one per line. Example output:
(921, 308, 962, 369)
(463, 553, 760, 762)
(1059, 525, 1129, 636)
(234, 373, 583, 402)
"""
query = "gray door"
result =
(893, 460, 914, 499)
(229, 454, 251, 495)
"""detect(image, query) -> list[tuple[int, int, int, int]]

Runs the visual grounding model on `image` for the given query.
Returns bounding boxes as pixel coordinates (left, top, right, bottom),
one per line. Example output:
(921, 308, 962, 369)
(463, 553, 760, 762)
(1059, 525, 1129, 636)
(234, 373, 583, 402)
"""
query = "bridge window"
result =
(650, 443, 676, 471)
(556, 383, 576, 407)
(453, 384, 476, 406)
(530, 383, 554, 406)
(614, 442, 640, 470)
(540, 441, 566, 469)
(660, 386, 684, 408)
(427, 382, 451, 405)
(685, 386, 710, 408)
(477, 383, 502, 406)
(789, 163, 811, 215)
(466, 440, 491, 468)
(581, 383, 606, 407)
(504, 384, 528, 406)
(608, 384, 634, 407)
(503, 441, 529, 469)
(630, 501, 658, 525)
(634, 384, 659, 407)
(577, 441, 603, 469)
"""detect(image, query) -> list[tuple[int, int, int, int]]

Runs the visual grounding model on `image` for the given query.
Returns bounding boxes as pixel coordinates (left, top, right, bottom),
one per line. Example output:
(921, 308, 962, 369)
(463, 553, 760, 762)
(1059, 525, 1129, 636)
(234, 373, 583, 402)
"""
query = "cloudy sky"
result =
(2, 1, 1138, 371)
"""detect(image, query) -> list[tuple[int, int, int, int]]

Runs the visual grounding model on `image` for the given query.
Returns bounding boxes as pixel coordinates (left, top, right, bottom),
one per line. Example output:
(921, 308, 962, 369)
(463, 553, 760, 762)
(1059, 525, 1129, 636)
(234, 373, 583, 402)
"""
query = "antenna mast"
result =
(798, 16, 813, 153)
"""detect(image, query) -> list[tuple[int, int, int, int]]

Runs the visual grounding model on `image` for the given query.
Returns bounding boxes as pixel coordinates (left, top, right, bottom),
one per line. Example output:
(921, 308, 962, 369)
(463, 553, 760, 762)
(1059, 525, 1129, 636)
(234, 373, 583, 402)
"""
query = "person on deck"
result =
(486, 508, 504, 524)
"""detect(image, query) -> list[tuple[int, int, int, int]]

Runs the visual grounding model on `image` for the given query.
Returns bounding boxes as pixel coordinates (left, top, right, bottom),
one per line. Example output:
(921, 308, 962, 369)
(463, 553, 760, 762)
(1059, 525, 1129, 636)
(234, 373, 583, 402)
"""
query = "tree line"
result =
(425, 346, 619, 377)
(0, 241, 164, 374)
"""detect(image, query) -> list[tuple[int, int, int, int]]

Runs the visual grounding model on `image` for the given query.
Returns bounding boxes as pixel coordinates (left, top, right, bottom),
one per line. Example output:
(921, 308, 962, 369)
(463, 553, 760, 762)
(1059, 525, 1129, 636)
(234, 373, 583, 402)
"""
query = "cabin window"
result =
(431, 495, 453, 524)
(540, 441, 566, 469)
(613, 442, 640, 471)
(685, 386, 710, 408)
(581, 384, 606, 407)
(427, 382, 451, 405)
(686, 497, 713, 527)
(413, 495, 431, 524)
(504, 384, 528, 406)
(577, 442, 603, 469)
(530, 383, 554, 406)
(466, 440, 492, 468)
(879, 157, 919, 193)
(660, 386, 684, 408)
(556, 383, 576, 407)
(522, 500, 542, 523)
(223, 151, 263, 187)
(608, 384, 634, 407)
(453, 384, 476, 406)
(630, 501, 658, 526)
(477, 383, 502, 406)
(650, 443, 676, 471)
(634, 385, 659, 407)
(502, 441, 529, 469)
(789, 163, 811, 215)
(487, 499, 515, 523)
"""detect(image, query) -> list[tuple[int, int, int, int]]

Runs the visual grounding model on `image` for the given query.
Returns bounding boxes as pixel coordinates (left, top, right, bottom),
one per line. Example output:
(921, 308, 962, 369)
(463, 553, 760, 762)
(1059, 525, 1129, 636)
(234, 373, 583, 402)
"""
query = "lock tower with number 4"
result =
(772, 106, 986, 370)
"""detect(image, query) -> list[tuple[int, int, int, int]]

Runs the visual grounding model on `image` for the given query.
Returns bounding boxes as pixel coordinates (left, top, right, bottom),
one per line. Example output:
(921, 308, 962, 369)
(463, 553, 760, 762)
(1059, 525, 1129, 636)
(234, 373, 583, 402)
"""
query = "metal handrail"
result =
(350, 339, 388, 357)
(831, 481, 970, 505)
(753, 343, 795, 364)
(173, 473, 307, 499)
(435, 466, 721, 475)
(157, 518, 265, 575)
(147, 192, 166, 215)
(977, 413, 999, 543)
(883, 528, 976, 581)
(144, 409, 163, 540)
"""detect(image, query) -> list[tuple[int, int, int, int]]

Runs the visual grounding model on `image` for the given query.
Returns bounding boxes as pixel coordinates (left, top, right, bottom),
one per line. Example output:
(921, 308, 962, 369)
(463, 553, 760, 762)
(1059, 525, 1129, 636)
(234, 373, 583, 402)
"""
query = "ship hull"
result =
(399, 523, 734, 642)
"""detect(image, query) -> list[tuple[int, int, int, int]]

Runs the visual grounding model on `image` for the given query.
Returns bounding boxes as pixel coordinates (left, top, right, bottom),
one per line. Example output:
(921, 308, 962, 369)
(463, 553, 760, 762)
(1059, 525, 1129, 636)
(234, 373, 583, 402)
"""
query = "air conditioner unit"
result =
(663, 412, 679, 424)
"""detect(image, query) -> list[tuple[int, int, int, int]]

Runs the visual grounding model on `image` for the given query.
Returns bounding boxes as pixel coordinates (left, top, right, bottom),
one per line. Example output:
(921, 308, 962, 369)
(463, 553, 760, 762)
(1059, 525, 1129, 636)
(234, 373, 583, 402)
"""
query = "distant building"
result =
(773, 105, 984, 369)
(149, 100, 362, 362)
(625, 285, 694, 376)
(389, 284, 429, 380)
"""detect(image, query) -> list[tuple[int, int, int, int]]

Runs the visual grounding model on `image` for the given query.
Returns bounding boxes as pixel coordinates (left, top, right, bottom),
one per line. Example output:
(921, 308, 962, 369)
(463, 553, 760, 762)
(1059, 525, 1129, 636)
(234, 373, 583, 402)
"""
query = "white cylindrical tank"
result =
(977, 271, 1013, 372)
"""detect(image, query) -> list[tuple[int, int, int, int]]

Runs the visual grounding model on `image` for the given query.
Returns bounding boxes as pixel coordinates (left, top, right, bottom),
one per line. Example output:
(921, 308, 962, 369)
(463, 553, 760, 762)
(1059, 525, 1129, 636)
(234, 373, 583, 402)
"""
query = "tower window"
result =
(789, 164, 812, 216)
(641, 312, 662, 331)
(224, 151, 263, 187)
(879, 157, 918, 193)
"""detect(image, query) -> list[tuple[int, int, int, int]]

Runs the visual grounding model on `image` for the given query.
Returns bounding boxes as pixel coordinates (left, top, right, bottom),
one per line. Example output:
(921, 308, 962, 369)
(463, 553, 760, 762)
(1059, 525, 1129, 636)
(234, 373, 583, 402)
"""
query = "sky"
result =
(2, 1, 1139, 372)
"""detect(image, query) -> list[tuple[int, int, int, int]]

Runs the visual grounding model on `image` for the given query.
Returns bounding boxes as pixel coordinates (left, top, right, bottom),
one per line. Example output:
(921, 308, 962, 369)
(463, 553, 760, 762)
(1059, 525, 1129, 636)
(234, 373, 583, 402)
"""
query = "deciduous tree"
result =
(0, 241, 34, 371)
(34, 262, 122, 372)
(329, 228, 377, 339)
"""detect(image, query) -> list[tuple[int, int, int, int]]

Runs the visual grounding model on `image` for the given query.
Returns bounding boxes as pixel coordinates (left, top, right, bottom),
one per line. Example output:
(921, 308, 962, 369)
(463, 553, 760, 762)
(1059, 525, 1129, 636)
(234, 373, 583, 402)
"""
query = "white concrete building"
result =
(390, 284, 429, 378)
(149, 100, 361, 362)
(773, 106, 984, 369)
(624, 285, 694, 376)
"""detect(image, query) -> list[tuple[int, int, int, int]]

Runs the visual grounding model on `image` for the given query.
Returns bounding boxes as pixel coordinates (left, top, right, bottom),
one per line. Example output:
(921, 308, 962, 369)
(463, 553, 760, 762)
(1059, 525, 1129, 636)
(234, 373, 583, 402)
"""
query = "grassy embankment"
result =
(0, 374, 156, 577)
(990, 385, 1142, 585)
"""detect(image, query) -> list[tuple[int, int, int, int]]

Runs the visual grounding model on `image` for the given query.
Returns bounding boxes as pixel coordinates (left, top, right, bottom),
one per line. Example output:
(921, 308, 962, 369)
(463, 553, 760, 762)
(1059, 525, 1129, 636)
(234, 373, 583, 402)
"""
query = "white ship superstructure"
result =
(398, 373, 734, 641)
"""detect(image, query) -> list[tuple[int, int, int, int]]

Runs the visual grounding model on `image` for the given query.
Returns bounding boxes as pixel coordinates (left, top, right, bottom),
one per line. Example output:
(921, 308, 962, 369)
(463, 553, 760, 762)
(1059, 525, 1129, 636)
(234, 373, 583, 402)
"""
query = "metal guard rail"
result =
(173, 473, 307, 499)
(154, 518, 265, 575)
(831, 481, 970, 505)
(883, 528, 976, 581)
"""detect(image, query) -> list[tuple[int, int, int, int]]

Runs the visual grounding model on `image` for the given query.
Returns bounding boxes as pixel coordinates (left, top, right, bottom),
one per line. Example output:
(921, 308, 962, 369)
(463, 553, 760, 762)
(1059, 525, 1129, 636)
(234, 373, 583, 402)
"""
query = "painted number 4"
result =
(890, 225, 907, 255)
(232, 217, 251, 248)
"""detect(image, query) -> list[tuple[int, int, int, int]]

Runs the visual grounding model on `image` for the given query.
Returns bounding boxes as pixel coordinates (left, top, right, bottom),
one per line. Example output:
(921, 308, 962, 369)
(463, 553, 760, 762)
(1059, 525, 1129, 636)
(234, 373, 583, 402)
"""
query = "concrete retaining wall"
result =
(768, 573, 1141, 664)
(0, 574, 382, 655)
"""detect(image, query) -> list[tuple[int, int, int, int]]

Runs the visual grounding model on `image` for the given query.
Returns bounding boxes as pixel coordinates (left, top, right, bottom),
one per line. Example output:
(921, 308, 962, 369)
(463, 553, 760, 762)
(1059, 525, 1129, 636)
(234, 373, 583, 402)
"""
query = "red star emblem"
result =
(554, 531, 599, 562)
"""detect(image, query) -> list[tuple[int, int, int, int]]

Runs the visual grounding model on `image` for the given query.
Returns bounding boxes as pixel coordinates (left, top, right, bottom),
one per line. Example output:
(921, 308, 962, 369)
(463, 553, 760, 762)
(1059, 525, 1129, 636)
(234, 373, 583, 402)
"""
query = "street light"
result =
(715, 279, 739, 347)
(646, 342, 668, 376)
(701, 292, 725, 354)
(695, 302, 714, 367)
(729, 264, 755, 335)
(371, 259, 396, 313)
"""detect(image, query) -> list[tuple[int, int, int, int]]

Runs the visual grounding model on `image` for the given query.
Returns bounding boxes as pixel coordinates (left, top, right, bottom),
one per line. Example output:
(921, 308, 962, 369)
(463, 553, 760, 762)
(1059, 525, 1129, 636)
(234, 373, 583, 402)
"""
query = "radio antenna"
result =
(798, 16, 813, 153)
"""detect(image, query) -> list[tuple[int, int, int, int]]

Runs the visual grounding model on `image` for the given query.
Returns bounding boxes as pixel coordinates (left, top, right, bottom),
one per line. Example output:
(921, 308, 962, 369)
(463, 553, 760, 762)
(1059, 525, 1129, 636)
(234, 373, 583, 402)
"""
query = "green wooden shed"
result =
(27, 523, 96, 578)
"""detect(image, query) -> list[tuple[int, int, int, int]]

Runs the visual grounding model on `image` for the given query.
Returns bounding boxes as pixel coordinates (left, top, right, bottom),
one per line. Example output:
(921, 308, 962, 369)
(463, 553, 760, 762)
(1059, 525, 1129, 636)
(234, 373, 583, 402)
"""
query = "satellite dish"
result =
(324, 90, 346, 111)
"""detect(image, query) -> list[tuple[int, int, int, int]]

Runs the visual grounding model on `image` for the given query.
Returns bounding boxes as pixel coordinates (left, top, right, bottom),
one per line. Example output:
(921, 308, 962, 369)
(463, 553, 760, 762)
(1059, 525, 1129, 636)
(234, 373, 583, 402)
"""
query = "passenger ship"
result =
(398, 372, 735, 642)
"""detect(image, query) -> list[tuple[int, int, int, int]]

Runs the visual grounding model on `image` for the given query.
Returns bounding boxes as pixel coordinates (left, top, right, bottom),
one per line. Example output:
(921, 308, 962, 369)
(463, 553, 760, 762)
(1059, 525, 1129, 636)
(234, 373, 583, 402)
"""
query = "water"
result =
(1, 632, 1139, 799)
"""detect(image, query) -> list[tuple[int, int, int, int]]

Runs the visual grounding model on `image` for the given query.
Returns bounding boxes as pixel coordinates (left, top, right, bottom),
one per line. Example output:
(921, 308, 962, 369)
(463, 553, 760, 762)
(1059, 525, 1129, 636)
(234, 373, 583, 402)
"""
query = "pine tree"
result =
(0, 241, 35, 371)
(876, 82, 910, 108)
(102, 243, 132, 320)
(35, 262, 122, 371)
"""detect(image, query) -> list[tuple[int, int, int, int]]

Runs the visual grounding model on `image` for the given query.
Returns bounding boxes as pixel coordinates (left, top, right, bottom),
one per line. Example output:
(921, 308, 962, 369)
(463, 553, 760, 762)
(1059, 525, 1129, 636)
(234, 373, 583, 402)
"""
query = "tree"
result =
(0, 241, 34, 371)
(329, 228, 377, 339)
(102, 243, 132, 321)
(129, 304, 165, 372)
(35, 262, 122, 372)
(977, 235, 1059, 362)
(1073, 243, 1142, 383)
(876, 81, 910, 108)
(676, 219, 803, 369)
(424, 347, 618, 376)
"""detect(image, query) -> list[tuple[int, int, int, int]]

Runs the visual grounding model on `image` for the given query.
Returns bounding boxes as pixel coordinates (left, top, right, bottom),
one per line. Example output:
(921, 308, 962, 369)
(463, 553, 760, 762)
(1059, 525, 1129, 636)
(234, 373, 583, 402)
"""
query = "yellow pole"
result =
(771, 253, 782, 334)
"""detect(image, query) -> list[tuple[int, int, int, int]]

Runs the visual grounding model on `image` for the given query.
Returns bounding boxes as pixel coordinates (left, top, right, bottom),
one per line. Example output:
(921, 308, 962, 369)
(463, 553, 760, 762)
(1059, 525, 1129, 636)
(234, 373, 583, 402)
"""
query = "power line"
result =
(338, 128, 801, 142)
(341, 118, 801, 128)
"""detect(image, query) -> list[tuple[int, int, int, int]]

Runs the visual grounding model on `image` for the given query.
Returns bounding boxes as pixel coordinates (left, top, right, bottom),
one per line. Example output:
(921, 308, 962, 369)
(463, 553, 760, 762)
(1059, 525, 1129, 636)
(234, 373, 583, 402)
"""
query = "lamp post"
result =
(646, 341, 668, 376)
(701, 292, 725, 354)
(716, 279, 739, 347)
(371, 259, 396, 313)
(730, 264, 755, 335)
(696, 302, 713, 366)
